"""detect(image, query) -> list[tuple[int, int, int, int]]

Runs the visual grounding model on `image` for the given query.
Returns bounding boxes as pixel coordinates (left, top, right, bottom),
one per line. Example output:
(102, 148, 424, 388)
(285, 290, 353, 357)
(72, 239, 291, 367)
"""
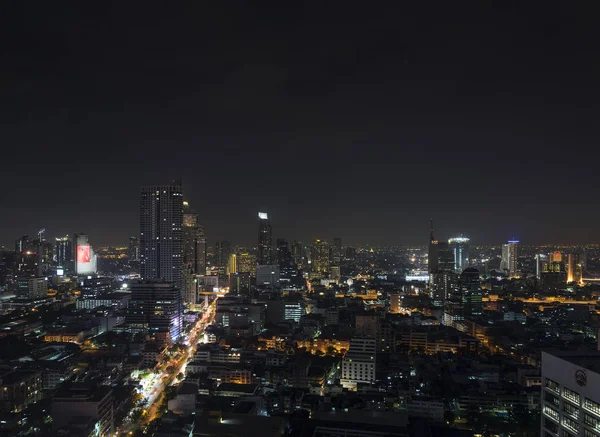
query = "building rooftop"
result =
(543, 349, 600, 374)
(53, 384, 112, 402)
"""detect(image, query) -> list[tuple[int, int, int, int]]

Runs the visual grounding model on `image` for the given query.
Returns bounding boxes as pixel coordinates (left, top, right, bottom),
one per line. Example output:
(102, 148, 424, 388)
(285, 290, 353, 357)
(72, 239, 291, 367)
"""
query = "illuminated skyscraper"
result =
(461, 268, 482, 318)
(313, 239, 330, 274)
(183, 200, 206, 275)
(54, 235, 72, 265)
(127, 281, 183, 345)
(500, 240, 519, 276)
(257, 212, 272, 265)
(448, 236, 470, 273)
(236, 253, 257, 274)
(140, 183, 184, 288)
(535, 253, 548, 279)
(277, 239, 299, 289)
(567, 253, 583, 284)
(437, 242, 454, 272)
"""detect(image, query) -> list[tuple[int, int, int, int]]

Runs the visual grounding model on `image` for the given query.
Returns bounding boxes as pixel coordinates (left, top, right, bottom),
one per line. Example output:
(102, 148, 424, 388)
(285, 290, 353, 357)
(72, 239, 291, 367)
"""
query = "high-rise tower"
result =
(257, 212, 272, 265)
(183, 200, 206, 275)
(428, 219, 439, 273)
(500, 240, 519, 277)
(448, 237, 470, 273)
(140, 182, 184, 287)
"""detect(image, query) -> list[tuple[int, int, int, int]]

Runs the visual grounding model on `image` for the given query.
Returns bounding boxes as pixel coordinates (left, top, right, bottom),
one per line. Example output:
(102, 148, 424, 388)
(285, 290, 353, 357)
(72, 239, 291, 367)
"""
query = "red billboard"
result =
(77, 245, 91, 263)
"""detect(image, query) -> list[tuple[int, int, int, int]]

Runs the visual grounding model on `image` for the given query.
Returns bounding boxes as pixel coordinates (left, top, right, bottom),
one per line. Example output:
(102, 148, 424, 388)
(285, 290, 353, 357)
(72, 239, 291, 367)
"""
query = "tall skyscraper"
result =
(437, 242, 455, 272)
(277, 239, 299, 289)
(500, 240, 519, 277)
(126, 281, 183, 345)
(54, 235, 72, 265)
(332, 237, 342, 264)
(428, 219, 438, 273)
(183, 200, 206, 275)
(313, 239, 330, 274)
(216, 240, 232, 269)
(535, 253, 548, 279)
(448, 236, 470, 273)
(567, 253, 583, 284)
(291, 241, 307, 267)
(140, 183, 184, 288)
(128, 236, 139, 262)
(461, 268, 482, 318)
(257, 212, 272, 265)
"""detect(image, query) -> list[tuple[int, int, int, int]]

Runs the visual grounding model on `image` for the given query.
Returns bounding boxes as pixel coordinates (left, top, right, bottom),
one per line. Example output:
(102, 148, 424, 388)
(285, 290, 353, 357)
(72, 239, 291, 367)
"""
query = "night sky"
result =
(1, 3, 599, 247)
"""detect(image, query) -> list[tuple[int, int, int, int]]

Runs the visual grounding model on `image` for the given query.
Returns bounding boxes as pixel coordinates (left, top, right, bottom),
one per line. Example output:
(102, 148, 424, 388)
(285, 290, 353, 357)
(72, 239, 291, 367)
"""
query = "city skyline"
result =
(2, 4, 600, 247)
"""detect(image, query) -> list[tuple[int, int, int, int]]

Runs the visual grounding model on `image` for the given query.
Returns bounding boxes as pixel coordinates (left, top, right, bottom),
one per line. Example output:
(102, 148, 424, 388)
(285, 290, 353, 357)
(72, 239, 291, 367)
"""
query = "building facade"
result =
(541, 351, 600, 437)
(258, 212, 272, 265)
(140, 183, 184, 288)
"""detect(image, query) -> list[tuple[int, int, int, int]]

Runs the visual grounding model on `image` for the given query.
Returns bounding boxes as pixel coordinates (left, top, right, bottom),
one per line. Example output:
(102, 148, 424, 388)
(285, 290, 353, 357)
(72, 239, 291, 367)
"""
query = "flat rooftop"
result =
(544, 349, 600, 374)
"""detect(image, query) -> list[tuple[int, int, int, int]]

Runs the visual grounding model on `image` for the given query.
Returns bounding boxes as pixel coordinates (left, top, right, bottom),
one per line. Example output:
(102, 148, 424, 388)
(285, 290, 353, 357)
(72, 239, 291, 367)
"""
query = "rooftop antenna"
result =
(429, 219, 435, 242)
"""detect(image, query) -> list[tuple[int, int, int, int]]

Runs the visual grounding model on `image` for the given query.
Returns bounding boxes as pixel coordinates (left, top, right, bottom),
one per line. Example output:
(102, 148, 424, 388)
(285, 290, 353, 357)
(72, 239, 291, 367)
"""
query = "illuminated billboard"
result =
(74, 237, 97, 275)
(77, 245, 91, 264)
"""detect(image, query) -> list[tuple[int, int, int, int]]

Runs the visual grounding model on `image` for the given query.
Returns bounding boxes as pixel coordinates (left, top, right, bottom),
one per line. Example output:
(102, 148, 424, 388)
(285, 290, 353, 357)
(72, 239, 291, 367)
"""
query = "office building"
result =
(73, 233, 98, 276)
(126, 281, 183, 345)
(541, 351, 600, 437)
(541, 262, 567, 292)
(291, 241, 307, 267)
(460, 268, 482, 318)
(567, 253, 583, 284)
(313, 239, 330, 274)
(332, 237, 342, 264)
(256, 265, 280, 289)
(128, 236, 139, 262)
(500, 240, 519, 276)
(54, 235, 72, 265)
(236, 253, 257, 274)
(429, 271, 457, 309)
(535, 254, 549, 280)
(140, 183, 184, 288)
(183, 200, 206, 275)
(79, 276, 113, 298)
(277, 239, 300, 289)
(428, 220, 439, 273)
(258, 212, 272, 265)
(16, 277, 48, 299)
(341, 338, 377, 389)
(216, 240, 232, 269)
(448, 236, 470, 272)
(436, 242, 454, 272)
(0, 369, 43, 413)
(283, 300, 305, 322)
(52, 384, 113, 437)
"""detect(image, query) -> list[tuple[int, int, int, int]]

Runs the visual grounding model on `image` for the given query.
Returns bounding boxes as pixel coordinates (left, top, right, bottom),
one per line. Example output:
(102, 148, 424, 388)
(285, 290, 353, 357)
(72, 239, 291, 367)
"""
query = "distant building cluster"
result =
(1, 185, 600, 436)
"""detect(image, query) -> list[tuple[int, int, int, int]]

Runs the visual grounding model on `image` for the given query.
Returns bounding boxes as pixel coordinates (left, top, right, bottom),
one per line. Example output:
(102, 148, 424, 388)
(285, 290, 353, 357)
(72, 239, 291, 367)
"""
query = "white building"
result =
(500, 240, 518, 277)
(284, 301, 305, 322)
(340, 338, 376, 389)
(541, 351, 600, 437)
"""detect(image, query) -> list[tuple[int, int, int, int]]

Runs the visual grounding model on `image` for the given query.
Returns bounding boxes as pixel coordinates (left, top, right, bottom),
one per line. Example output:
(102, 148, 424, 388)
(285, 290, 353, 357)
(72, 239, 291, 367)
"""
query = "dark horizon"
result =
(2, 3, 600, 247)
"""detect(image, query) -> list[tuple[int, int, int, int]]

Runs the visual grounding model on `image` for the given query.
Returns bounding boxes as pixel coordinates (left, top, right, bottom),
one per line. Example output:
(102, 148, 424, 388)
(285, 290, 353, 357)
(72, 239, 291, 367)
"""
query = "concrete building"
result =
(0, 370, 43, 413)
(500, 240, 519, 277)
(52, 384, 113, 437)
(126, 281, 183, 345)
(140, 183, 184, 288)
(541, 350, 600, 437)
(16, 277, 47, 299)
(341, 338, 376, 389)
